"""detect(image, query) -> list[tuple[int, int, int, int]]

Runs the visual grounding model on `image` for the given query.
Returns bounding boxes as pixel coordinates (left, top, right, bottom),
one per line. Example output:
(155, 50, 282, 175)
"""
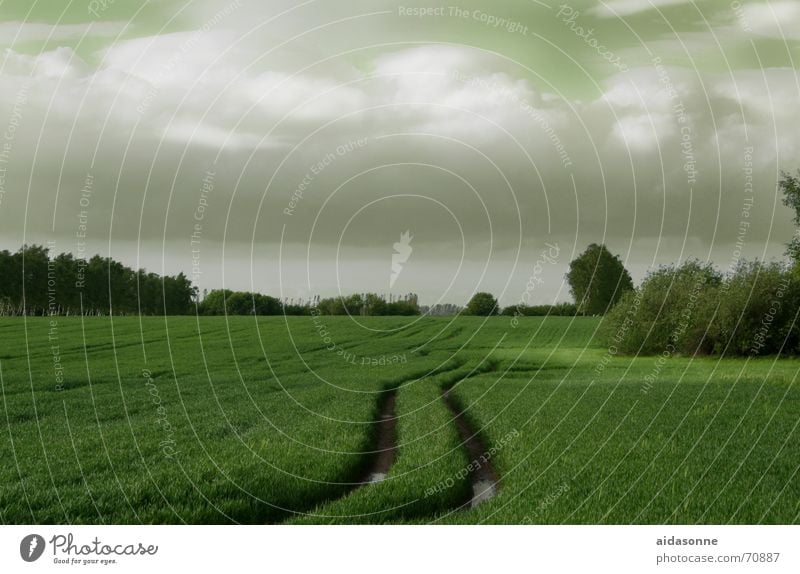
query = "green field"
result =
(1, 315, 798, 524)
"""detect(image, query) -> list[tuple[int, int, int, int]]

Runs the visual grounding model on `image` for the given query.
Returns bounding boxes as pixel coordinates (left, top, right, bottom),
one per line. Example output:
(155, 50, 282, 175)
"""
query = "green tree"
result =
(107, 258, 136, 315)
(136, 270, 162, 315)
(223, 291, 254, 315)
(0, 249, 19, 312)
(342, 294, 364, 315)
(53, 252, 79, 314)
(18, 244, 50, 315)
(253, 293, 282, 315)
(780, 170, 800, 262)
(83, 255, 109, 313)
(364, 293, 388, 315)
(199, 289, 233, 315)
(465, 292, 499, 316)
(161, 272, 195, 315)
(567, 243, 634, 315)
(317, 296, 345, 315)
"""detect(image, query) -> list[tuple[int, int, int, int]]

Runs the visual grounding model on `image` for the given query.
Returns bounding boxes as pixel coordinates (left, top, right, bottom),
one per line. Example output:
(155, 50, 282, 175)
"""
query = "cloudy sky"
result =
(0, 0, 798, 306)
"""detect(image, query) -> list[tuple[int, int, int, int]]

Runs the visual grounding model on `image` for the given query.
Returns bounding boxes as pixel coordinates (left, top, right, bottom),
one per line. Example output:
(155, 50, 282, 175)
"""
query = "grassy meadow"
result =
(0, 315, 797, 524)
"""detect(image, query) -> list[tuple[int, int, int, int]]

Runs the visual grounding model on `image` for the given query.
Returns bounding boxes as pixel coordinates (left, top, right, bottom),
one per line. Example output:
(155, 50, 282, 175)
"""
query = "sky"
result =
(0, 0, 798, 306)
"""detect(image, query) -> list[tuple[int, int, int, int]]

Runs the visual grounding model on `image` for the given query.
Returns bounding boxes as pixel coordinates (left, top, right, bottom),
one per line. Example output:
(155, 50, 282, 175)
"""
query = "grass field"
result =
(1, 315, 798, 524)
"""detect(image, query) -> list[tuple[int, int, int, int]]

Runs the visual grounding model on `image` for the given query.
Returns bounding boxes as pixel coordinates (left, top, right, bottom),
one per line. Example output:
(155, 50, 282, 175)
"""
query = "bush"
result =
(603, 260, 721, 355)
(708, 261, 799, 355)
(604, 259, 800, 357)
(200, 290, 282, 315)
(501, 303, 577, 316)
(315, 293, 420, 316)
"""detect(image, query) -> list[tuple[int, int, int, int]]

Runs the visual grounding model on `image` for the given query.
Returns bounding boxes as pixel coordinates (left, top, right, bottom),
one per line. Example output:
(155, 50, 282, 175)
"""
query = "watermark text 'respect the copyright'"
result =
(398, 6, 529, 34)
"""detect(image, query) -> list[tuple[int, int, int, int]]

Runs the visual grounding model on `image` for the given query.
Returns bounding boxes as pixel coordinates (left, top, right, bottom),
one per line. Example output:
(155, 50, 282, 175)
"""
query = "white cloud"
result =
(591, 0, 698, 18)
(1, 46, 91, 79)
(161, 120, 286, 150)
(373, 45, 490, 76)
(245, 71, 367, 121)
(737, 0, 800, 39)
(610, 113, 675, 151)
(98, 29, 242, 86)
(366, 45, 549, 138)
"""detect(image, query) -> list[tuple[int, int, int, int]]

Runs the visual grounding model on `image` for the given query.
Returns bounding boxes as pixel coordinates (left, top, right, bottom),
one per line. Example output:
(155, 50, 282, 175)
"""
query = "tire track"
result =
(282, 360, 485, 522)
(361, 389, 397, 484)
(442, 387, 500, 508)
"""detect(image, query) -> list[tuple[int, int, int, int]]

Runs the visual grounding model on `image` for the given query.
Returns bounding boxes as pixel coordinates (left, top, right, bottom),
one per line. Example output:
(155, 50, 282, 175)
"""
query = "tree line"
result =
(0, 243, 576, 319)
(0, 245, 430, 318)
(0, 245, 194, 316)
(198, 291, 421, 316)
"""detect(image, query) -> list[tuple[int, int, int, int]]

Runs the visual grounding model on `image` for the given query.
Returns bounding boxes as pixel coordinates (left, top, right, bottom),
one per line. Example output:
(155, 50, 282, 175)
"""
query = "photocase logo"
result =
(390, 230, 413, 288)
(20, 534, 45, 562)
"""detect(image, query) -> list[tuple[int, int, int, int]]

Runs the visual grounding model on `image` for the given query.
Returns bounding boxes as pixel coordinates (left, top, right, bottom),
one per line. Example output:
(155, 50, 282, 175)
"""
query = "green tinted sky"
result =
(0, 0, 798, 304)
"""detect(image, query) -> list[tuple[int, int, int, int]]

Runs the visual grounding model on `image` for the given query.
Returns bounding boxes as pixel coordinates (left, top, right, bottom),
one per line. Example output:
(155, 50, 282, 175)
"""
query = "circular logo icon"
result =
(20, 534, 45, 562)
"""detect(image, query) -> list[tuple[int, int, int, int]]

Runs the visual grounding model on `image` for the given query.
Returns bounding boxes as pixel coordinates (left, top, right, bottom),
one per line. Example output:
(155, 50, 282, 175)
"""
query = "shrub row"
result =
(604, 260, 800, 356)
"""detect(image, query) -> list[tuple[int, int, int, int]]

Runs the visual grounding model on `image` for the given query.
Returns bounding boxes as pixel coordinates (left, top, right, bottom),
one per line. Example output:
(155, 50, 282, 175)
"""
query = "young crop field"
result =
(1, 315, 797, 524)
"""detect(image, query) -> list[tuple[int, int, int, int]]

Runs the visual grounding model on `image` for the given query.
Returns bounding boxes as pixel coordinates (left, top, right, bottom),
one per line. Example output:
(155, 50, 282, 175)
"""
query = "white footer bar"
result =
(2, 525, 797, 573)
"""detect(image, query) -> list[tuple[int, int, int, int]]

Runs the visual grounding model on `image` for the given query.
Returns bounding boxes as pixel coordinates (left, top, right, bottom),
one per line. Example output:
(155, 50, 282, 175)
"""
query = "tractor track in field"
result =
(274, 388, 398, 524)
(281, 362, 486, 522)
(362, 362, 501, 509)
(442, 386, 500, 508)
(357, 360, 466, 487)
(360, 388, 397, 484)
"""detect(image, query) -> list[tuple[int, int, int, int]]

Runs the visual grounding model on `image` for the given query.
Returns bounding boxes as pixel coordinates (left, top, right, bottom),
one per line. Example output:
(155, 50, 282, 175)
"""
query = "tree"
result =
(253, 293, 282, 315)
(0, 249, 21, 313)
(465, 292, 499, 316)
(53, 253, 79, 314)
(137, 270, 162, 315)
(107, 257, 137, 315)
(567, 243, 633, 315)
(364, 293, 388, 316)
(161, 272, 195, 315)
(316, 296, 346, 315)
(199, 289, 233, 315)
(19, 244, 50, 314)
(83, 255, 109, 313)
(780, 170, 800, 262)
